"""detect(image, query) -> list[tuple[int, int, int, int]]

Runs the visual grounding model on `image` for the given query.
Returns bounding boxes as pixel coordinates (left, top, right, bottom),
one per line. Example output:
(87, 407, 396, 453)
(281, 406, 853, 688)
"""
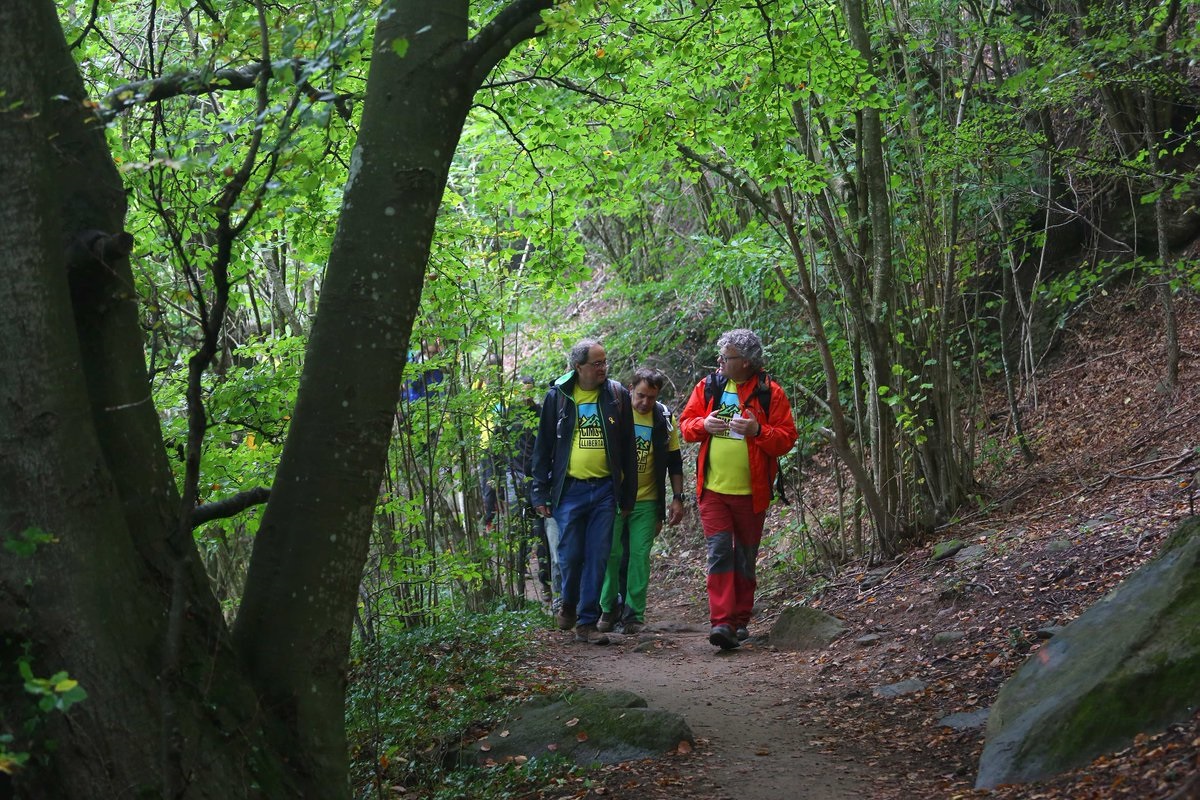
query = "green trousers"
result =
(600, 499, 659, 621)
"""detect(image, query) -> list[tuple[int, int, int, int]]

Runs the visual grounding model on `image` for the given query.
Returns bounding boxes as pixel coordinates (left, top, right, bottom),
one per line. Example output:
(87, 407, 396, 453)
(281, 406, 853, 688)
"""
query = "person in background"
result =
(506, 374, 560, 605)
(597, 367, 685, 635)
(477, 353, 506, 530)
(679, 329, 797, 650)
(531, 339, 637, 645)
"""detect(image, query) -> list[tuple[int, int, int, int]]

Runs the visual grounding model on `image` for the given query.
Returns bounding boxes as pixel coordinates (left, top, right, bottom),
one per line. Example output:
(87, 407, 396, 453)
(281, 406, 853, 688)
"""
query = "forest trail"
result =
(548, 583, 879, 800)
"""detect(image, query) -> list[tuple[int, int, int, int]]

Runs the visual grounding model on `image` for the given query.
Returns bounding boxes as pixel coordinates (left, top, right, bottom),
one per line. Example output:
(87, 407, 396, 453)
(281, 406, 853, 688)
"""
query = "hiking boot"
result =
(621, 620, 644, 635)
(735, 626, 749, 641)
(596, 611, 617, 633)
(575, 624, 610, 645)
(556, 606, 577, 631)
(709, 624, 739, 650)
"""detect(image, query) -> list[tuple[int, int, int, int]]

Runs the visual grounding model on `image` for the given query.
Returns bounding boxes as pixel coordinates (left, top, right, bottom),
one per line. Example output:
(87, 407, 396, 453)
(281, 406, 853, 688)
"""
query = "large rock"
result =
(976, 517, 1200, 788)
(462, 688, 692, 767)
(770, 605, 846, 650)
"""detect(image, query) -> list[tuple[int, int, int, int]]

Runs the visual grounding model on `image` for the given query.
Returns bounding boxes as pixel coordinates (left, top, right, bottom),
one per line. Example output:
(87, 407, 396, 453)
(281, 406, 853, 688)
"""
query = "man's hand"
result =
(667, 498, 684, 526)
(728, 409, 760, 438)
(702, 411, 730, 436)
(535, 504, 551, 518)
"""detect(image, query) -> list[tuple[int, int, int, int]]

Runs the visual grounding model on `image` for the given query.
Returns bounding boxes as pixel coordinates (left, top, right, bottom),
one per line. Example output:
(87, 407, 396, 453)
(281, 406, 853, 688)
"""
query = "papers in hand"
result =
(728, 413, 746, 439)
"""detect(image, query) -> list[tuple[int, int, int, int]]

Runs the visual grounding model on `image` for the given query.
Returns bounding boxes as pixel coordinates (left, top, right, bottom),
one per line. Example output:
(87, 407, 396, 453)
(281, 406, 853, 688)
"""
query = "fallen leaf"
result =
(576, 731, 589, 742)
(565, 717, 580, 727)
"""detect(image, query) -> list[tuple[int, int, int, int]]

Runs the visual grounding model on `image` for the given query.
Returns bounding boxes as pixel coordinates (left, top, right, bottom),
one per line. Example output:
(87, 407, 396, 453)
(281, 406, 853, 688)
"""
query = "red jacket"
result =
(679, 373, 798, 514)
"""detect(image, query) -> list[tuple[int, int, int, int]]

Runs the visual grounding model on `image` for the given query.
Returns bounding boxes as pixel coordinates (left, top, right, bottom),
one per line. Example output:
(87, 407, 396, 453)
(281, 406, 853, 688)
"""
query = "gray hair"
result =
(568, 338, 602, 370)
(717, 328, 764, 371)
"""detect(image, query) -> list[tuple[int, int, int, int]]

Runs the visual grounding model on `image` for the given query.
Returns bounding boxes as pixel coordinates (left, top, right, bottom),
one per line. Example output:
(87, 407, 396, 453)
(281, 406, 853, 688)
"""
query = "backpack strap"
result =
(702, 373, 722, 411)
(556, 384, 569, 420)
(655, 400, 673, 432)
(756, 371, 772, 421)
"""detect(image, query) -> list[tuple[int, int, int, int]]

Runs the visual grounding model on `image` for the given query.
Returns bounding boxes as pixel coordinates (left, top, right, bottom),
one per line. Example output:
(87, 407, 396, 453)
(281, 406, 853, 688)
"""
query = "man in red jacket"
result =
(679, 329, 798, 650)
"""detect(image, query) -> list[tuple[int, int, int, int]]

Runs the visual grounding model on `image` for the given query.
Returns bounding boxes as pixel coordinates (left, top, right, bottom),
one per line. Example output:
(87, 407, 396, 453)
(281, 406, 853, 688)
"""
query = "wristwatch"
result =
(672, 493, 686, 503)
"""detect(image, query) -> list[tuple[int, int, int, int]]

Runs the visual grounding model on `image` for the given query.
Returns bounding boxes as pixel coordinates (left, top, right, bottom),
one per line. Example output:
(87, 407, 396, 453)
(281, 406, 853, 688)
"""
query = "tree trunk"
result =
(2, 1, 551, 797)
(1, 3, 294, 797)
(229, 1, 551, 795)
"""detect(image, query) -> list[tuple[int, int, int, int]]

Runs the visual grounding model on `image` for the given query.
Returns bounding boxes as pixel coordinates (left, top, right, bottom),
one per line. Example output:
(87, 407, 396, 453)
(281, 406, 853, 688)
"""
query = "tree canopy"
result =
(1, 0, 1197, 796)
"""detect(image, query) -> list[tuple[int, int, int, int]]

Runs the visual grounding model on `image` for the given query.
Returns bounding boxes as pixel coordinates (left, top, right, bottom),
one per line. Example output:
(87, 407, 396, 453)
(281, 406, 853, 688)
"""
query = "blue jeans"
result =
(553, 478, 616, 626)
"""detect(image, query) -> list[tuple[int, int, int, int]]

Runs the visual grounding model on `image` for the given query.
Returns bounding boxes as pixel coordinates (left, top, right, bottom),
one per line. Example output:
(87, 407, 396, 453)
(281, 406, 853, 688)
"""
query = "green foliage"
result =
(2, 528, 55, 558)
(18, 661, 88, 715)
(1, 650, 89, 778)
(1038, 258, 1142, 333)
(346, 608, 566, 798)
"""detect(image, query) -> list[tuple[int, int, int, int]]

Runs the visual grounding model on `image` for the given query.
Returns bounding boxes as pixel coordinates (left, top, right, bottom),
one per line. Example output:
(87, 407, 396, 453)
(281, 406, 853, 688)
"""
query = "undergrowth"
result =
(346, 605, 577, 799)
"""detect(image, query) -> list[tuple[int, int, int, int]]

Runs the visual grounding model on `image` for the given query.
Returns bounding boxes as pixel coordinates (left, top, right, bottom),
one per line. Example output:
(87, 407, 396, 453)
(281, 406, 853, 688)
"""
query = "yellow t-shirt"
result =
(633, 407, 681, 501)
(568, 386, 610, 479)
(705, 379, 751, 495)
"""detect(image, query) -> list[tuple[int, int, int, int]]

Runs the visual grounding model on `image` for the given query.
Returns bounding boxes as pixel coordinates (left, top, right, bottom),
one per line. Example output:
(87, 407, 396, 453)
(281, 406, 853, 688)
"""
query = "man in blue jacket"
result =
(532, 339, 637, 645)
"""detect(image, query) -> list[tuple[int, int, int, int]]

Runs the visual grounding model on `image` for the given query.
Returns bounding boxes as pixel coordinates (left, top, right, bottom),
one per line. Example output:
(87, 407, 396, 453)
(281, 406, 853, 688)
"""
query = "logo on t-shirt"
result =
(577, 402, 604, 449)
(713, 386, 740, 438)
(634, 420, 652, 474)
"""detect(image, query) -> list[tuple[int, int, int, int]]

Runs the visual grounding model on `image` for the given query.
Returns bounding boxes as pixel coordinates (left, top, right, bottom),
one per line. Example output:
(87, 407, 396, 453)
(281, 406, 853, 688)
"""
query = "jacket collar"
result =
(554, 370, 608, 395)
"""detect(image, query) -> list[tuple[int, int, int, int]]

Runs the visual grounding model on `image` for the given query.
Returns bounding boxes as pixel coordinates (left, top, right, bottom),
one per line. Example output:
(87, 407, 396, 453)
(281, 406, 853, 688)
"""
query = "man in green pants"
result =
(597, 367, 685, 634)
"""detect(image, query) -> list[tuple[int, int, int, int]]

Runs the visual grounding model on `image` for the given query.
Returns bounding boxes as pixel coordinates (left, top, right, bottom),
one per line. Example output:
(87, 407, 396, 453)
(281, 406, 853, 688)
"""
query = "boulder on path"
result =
(462, 688, 692, 768)
(975, 517, 1200, 789)
(770, 605, 846, 651)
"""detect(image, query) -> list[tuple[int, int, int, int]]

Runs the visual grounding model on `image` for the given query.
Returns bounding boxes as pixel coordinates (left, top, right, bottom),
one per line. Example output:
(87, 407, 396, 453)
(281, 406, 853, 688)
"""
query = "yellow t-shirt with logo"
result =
(633, 407, 681, 501)
(568, 386, 610, 479)
(705, 379, 751, 495)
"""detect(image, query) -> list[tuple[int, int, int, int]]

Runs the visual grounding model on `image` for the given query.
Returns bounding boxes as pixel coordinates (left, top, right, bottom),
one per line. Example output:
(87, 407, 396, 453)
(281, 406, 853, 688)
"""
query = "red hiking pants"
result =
(698, 490, 766, 628)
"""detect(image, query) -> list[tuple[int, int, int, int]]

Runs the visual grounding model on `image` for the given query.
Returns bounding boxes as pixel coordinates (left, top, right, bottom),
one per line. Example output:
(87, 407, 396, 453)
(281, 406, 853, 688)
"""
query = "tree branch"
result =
(677, 143, 775, 218)
(464, 0, 555, 89)
(98, 59, 355, 121)
(192, 487, 272, 528)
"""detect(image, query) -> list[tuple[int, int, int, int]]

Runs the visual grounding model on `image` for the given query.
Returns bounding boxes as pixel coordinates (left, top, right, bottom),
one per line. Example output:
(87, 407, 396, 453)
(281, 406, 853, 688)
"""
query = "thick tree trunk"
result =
(228, 1, 551, 795)
(3, 1, 551, 797)
(1, 4, 294, 798)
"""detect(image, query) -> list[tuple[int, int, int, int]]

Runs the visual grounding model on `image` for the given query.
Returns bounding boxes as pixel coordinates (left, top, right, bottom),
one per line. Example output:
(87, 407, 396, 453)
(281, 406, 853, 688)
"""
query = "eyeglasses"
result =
(582, 359, 609, 369)
(716, 354, 744, 364)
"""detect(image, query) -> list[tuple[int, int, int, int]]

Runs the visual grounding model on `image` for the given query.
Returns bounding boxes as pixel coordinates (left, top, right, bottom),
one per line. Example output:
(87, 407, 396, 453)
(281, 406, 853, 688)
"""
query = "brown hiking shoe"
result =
(574, 624, 610, 645)
(556, 606, 577, 631)
(596, 611, 617, 632)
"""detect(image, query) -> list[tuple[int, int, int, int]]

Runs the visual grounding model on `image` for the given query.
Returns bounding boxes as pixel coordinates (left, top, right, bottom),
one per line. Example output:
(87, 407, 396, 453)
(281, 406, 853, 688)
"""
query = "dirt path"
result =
(556, 590, 876, 800)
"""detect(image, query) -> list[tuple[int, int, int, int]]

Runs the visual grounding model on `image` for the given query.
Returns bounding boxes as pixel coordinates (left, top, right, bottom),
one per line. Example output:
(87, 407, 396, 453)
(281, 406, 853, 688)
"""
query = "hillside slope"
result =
(534, 284, 1200, 800)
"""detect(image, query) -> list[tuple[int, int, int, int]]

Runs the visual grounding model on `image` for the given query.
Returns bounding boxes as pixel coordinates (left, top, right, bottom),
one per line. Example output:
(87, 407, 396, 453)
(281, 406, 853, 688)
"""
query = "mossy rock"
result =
(976, 516, 1200, 788)
(931, 539, 966, 561)
(462, 688, 692, 768)
(770, 605, 846, 651)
